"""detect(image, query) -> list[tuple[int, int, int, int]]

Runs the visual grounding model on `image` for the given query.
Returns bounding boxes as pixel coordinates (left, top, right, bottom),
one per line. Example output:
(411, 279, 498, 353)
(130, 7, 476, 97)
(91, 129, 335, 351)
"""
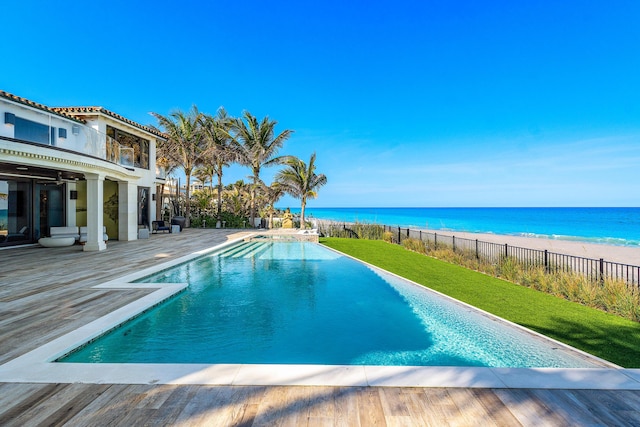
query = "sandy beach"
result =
(422, 229, 640, 267)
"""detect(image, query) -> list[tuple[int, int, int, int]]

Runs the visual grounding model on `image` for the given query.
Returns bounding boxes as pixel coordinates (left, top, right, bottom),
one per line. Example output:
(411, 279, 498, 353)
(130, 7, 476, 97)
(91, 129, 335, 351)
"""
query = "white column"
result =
(66, 182, 77, 227)
(118, 181, 139, 241)
(83, 173, 107, 251)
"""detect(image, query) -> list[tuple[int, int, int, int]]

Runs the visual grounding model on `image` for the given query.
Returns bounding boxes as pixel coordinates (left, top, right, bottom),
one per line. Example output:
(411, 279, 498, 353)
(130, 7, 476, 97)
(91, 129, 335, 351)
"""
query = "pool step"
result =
(217, 242, 262, 258)
(246, 242, 276, 259)
(219, 241, 273, 259)
(232, 241, 270, 258)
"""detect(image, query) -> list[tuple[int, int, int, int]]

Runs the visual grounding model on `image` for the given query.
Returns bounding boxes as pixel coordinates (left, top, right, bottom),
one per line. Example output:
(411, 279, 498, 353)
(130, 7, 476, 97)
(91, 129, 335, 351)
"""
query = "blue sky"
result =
(4, 1, 640, 207)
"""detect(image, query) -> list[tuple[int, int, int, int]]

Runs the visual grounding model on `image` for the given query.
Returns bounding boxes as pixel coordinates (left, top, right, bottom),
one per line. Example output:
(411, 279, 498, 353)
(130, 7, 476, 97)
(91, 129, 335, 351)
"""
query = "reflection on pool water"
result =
(60, 240, 601, 368)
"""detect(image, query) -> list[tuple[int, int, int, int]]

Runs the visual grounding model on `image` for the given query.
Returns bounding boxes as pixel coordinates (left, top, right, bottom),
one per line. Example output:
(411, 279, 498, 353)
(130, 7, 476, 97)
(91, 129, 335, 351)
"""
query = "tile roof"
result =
(0, 90, 85, 123)
(52, 106, 167, 139)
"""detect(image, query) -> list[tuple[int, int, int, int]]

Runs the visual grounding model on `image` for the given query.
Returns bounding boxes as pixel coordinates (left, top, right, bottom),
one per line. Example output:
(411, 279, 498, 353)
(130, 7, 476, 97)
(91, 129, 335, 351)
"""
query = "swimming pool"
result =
(59, 240, 602, 368)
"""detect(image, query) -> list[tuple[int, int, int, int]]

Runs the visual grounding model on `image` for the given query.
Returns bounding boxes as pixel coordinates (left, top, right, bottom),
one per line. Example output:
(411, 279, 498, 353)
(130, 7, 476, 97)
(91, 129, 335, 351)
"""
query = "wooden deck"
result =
(1, 229, 640, 426)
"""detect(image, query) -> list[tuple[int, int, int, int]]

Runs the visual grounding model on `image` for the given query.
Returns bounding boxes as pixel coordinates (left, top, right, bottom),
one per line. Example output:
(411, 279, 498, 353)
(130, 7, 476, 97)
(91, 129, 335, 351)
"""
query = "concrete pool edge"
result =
(2, 236, 640, 390)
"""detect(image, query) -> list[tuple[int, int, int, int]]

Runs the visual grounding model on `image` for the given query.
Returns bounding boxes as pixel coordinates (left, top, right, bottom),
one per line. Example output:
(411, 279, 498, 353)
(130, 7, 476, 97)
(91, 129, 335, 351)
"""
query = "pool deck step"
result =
(245, 242, 278, 259)
(216, 242, 257, 258)
(221, 241, 272, 259)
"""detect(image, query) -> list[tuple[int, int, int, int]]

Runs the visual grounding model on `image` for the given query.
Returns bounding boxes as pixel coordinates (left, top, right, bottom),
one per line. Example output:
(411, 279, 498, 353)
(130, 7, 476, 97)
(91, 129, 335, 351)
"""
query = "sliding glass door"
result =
(0, 179, 66, 246)
(37, 183, 65, 239)
(0, 179, 32, 246)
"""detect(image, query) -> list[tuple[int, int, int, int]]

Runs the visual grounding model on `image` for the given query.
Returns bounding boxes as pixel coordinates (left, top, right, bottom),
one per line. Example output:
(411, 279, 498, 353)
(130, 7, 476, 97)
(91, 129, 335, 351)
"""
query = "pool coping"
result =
(2, 236, 640, 390)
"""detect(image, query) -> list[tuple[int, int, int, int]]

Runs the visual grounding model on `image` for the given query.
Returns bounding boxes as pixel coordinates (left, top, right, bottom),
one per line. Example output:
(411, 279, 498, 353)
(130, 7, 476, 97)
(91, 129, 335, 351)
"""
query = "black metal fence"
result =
(384, 225, 640, 287)
(319, 221, 640, 291)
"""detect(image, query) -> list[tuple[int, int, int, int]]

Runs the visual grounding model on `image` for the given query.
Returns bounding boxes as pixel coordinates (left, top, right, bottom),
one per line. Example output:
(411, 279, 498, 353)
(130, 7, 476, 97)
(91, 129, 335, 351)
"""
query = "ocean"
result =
(288, 207, 640, 247)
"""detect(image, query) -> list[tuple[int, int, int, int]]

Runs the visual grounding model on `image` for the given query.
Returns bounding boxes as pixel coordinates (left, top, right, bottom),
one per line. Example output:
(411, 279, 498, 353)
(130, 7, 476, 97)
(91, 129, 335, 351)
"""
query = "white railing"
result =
(155, 165, 168, 179)
(3, 107, 140, 169)
(77, 125, 134, 167)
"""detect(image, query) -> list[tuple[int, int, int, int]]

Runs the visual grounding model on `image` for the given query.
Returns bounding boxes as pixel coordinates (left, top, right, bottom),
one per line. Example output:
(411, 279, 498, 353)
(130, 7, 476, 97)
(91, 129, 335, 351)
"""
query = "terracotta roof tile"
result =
(0, 90, 85, 123)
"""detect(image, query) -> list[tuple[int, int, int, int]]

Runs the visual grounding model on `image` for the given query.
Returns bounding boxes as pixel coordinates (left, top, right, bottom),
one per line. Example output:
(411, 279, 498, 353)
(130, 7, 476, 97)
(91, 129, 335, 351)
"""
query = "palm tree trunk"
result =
(184, 172, 191, 227)
(249, 180, 257, 228)
(300, 199, 306, 229)
(216, 172, 223, 227)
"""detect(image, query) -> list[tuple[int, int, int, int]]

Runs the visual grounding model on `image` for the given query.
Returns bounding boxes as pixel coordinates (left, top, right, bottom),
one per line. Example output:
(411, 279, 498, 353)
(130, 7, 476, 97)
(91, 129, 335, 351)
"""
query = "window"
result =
(138, 187, 149, 227)
(106, 125, 150, 169)
(14, 117, 55, 146)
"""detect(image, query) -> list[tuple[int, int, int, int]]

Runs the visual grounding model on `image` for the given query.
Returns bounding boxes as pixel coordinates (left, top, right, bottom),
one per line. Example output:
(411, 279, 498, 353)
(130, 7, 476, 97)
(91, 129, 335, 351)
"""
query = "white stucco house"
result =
(0, 90, 167, 251)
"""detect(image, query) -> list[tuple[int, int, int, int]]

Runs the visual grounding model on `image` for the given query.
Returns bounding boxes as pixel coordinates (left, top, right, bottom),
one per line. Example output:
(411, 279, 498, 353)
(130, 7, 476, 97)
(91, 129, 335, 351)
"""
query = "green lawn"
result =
(321, 237, 640, 368)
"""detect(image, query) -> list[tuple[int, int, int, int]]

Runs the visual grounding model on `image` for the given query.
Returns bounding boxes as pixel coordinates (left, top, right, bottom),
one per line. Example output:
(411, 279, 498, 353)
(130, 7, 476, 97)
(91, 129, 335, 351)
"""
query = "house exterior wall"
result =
(0, 93, 163, 250)
(1, 102, 86, 148)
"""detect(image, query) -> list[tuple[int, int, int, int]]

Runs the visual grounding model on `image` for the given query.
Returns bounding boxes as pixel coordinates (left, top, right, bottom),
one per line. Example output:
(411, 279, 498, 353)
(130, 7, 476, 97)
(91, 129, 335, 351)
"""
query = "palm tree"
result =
(192, 187, 215, 218)
(224, 180, 251, 219)
(152, 106, 206, 227)
(201, 108, 236, 228)
(155, 157, 177, 220)
(275, 153, 327, 229)
(194, 165, 215, 191)
(229, 111, 293, 227)
(261, 182, 285, 229)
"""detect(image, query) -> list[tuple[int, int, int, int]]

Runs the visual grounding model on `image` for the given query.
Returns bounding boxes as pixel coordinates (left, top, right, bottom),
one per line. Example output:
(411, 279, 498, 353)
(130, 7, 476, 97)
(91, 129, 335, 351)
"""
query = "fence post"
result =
(397, 227, 401, 244)
(407, 228, 410, 237)
(419, 230, 422, 241)
(453, 236, 456, 252)
(475, 239, 479, 259)
(505, 243, 508, 258)
(544, 250, 548, 273)
(434, 233, 438, 249)
(600, 258, 604, 284)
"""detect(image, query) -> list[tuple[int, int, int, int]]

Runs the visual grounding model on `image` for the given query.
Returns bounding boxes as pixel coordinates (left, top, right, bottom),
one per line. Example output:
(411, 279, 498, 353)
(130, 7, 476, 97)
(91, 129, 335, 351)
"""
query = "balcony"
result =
(105, 137, 134, 167)
(1, 107, 141, 169)
(155, 165, 168, 180)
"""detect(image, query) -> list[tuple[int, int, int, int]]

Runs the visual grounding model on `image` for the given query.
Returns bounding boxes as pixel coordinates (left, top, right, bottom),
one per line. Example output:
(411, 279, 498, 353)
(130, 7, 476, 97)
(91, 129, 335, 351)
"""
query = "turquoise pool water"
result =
(60, 240, 599, 367)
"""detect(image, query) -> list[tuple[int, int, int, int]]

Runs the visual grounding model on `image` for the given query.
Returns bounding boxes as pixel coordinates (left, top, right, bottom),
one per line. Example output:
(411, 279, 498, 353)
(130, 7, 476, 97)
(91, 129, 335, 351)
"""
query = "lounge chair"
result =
(152, 220, 171, 233)
(50, 226, 80, 241)
(6, 226, 29, 242)
(79, 226, 108, 243)
(297, 228, 318, 235)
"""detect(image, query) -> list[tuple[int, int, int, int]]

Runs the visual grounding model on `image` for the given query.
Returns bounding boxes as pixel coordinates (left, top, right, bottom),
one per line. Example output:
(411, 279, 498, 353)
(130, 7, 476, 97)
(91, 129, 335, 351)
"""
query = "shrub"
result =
(219, 212, 249, 228)
(318, 221, 385, 240)
(600, 278, 640, 322)
(402, 238, 426, 254)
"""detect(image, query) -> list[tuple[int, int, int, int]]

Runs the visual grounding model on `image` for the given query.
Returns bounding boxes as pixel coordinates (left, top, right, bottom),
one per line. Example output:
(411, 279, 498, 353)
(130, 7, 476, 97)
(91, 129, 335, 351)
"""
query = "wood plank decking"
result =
(1, 229, 640, 426)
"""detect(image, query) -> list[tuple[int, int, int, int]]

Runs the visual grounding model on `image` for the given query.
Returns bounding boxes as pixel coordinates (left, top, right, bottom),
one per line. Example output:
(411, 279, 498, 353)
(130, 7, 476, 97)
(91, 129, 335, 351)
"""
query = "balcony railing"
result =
(2, 107, 141, 169)
(84, 127, 134, 167)
(104, 136, 134, 167)
(155, 165, 168, 179)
